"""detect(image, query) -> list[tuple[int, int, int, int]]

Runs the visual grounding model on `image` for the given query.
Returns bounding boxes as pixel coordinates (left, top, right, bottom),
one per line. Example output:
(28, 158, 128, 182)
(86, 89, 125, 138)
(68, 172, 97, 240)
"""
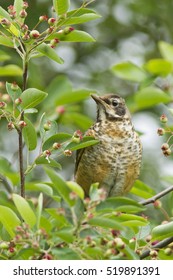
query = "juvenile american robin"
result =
(75, 94, 142, 197)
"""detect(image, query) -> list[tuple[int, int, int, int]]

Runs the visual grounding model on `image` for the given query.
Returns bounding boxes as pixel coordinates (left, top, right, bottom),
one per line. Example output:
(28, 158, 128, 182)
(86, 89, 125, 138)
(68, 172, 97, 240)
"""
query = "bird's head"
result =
(91, 93, 130, 122)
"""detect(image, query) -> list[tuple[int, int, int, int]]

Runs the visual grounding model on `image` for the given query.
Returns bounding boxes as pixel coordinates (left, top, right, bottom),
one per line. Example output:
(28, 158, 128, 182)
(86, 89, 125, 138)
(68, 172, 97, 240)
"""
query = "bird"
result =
(75, 93, 142, 197)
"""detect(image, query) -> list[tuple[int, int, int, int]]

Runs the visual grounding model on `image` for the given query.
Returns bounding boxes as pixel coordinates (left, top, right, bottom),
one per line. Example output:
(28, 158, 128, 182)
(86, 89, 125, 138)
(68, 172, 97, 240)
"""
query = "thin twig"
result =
(140, 185, 173, 206)
(0, 174, 13, 193)
(140, 236, 173, 259)
(18, 111, 25, 198)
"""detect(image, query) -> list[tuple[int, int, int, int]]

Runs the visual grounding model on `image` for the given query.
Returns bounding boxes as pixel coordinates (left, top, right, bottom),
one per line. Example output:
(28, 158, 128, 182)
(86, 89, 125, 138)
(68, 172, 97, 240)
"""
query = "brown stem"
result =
(140, 236, 173, 259)
(18, 112, 25, 197)
(18, 55, 28, 197)
(140, 185, 173, 206)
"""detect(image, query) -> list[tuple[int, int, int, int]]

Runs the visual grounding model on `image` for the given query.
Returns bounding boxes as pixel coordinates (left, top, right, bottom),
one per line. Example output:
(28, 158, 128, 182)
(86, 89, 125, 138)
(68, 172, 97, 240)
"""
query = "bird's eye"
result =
(112, 99, 119, 107)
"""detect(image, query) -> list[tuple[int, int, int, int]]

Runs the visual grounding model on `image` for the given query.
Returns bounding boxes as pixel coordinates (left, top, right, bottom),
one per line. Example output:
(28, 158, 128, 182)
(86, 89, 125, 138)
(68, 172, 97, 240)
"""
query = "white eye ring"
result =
(112, 99, 119, 107)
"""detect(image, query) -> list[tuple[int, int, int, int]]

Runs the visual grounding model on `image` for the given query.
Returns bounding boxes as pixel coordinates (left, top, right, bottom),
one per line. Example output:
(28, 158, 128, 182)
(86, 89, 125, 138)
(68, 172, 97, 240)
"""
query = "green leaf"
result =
(66, 181, 84, 199)
(0, 9, 20, 36)
(88, 217, 124, 230)
(20, 88, 48, 109)
(44, 75, 72, 109)
(130, 180, 156, 199)
(35, 156, 62, 170)
(0, 36, 14, 48)
(55, 88, 93, 105)
(45, 168, 75, 206)
(52, 248, 81, 260)
(134, 87, 172, 109)
(144, 59, 172, 76)
(13, 194, 36, 227)
(14, 0, 24, 21)
(96, 197, 146, 213)
(36, 43, 64, 64)
(23, 117, 37, 151)
(56, 227, 75, 243)
(42, 133, 72, 150)
(36, 193, 43, 229)
(65, 136, 99, 151)
(0, 206, 20, 237)
(152, 221, 173, 240)
(0, 65, 22, 76)
(6, 82, 22, 101)
(64, 12, 101, 25)
(111, 62, 147, 82)
(49, 30, 95, 42)
(53, 0, 70, 15)
(62, 112, 93, 130)
(46, 208, 69, 227)
(26, 183, 53, 196)
(0, 7, 12, 20)
(159, 41, 173, 62)
(0, 50, 10, 61)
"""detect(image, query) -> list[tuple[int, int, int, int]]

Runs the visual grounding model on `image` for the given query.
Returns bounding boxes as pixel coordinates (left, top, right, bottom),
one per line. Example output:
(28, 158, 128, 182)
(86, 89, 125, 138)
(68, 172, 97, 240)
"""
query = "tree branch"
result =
(140, 236, 173, 259)
(139, 185, 173, 206)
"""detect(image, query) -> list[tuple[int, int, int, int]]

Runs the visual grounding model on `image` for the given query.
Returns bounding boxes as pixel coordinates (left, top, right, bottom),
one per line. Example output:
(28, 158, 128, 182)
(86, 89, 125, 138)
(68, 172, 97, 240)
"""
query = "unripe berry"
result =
(0, 18, 11, 28)
(18, 121, 27, 128)
(11, 82, 19, 91)
(64, 26, 74, 35)
(164, 247, 172, 256)
(163, 148, 171, 156)
(0, 242, 9, 249)
(21, 24, 28, 32)
(30, 30, 40, 39)
(104, 249, 116, 257)
(19, 10, 27, 18)
(161, 143, 169, 151)
(0, 101, 7, 109)
(23, 2, 29, 9)
(52, 142, 61, 149)
(69, 191, 78, 200)
(15, 98, 22, 105)
(43, 121, 51, 131)
(153, 200, 162, 209)
(160, 114, 168, 123)
(48, 18, 56, 26)
(2, 94, 10, 102)
(43, 150, 51, 157)
(149, 250, 158, 258)
(107, 240, 115, 248)
(22, 34, 30, 41)
(145, 235, 152, 242)
(39, 15, 48, 22)
(7, 122, 15, 131)
(63, 149, 72, 156)
(43, 253, 53, 260)
(157, 128, 165, 136)
(56, 105, 65, 115)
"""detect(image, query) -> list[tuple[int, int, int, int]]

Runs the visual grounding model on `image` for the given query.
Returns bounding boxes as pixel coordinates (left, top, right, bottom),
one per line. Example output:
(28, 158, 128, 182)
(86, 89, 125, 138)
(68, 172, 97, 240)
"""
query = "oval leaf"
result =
(66, 181, 84, 199)
(0, 206, 20, 237)
(23, 117, 37, 151)
(35, 156, 62, 169)
(49, 30, 95, 42)
(45, 167, 75, 206)
(42, 133, 72, 150)
(96, 197, 146, 213)
(88, 217, 124, 230)
(112, 62, 147, 82)
(159, 41, 173, 62)
(20, 88, 48, 109)
(135, 87, 172, 109)
(144, 59, 172, 76)
(65, 136, 99, 151)
(53, 0, 70, 15)
(36, 43, 64, 64)
(0, 65, 22, 76)
(152, 221, 173, 240)
(13, 194, 36, 227)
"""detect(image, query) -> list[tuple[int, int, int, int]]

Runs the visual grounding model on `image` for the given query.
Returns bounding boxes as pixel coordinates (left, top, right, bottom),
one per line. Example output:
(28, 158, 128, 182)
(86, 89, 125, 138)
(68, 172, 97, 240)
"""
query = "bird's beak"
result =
(91, 94, 108, 108)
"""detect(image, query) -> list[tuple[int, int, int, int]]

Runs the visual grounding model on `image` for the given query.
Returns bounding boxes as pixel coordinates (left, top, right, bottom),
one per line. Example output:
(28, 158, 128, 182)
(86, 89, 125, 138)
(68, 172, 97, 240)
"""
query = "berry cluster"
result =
(0, 2, 75, 47)
(157, 114, 173, 156)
